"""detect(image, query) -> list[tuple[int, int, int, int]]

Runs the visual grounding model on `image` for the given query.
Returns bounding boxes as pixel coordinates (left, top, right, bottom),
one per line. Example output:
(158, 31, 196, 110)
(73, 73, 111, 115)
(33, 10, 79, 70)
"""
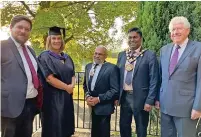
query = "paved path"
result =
(32, 129, 121, 137)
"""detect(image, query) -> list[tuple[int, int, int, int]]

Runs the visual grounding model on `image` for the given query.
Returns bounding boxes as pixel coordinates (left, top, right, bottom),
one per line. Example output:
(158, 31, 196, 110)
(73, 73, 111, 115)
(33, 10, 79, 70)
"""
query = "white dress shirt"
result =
(11, 36, 38, 99)
(89, 63, 103, 91)
(171, 38, 188, 61)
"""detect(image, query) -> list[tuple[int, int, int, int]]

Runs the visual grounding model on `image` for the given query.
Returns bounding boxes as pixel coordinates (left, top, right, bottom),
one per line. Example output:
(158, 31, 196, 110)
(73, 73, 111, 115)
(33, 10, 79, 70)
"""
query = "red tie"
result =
(22, 46, 39, 89)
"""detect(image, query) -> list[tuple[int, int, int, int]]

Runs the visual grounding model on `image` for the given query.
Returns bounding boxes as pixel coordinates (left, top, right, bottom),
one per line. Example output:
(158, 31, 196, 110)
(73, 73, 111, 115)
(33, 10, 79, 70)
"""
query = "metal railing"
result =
(32, 72, 201, 136)
(73, 72, 160, 136)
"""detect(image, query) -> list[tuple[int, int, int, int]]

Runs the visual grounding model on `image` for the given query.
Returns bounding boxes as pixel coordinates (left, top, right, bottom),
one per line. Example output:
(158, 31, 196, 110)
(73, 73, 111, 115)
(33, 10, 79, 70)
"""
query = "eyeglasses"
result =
(94, 52, 105, 56)
(171, 27, 185, 32)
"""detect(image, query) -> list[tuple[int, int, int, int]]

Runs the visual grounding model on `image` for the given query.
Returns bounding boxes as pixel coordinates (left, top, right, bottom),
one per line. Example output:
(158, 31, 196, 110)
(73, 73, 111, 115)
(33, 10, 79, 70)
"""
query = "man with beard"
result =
(1, 15, 43, 137)
(83, 46, 120, 137)
(117, 27, 159, 137)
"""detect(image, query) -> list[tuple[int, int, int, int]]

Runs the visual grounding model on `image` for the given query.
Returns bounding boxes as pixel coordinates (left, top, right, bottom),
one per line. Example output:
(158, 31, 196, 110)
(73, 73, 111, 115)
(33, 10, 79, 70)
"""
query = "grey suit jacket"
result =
(117, 50, 160, 113)
(83, 62, 120, 115)
(159, 40, 201, 117)
(1, 38, 41, 118)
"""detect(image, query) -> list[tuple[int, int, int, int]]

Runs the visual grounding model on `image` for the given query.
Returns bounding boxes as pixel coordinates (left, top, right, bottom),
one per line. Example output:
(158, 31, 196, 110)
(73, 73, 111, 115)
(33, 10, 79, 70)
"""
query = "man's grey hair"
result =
(169, 16, 191, 32)
(96, 45, 108, 55)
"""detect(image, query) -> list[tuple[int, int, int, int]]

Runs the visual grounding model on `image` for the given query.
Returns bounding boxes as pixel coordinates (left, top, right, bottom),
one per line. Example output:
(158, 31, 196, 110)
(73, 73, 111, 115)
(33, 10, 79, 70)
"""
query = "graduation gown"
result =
(38, 51, 75, 137)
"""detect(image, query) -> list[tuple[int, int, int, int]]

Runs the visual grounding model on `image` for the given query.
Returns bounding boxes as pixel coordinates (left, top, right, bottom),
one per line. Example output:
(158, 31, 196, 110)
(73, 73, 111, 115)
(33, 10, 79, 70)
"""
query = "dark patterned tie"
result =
(169, 45, 180, 75)
(22, 46, 39, 89)
(88, 64, 98, 91)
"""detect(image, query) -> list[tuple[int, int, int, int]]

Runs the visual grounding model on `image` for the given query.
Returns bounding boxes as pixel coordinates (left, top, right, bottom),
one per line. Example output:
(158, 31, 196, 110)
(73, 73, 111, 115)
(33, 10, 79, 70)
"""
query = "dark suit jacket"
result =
(117, 50, 159, 113)
(1, 38, 43, 118)
(83, 62, 120, 115)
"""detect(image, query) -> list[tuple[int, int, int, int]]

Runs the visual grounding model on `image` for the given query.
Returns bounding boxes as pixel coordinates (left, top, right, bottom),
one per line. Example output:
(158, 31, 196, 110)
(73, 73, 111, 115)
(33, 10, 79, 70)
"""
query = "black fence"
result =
(33, 72, 201, 136)
(73, 72, 160, 136)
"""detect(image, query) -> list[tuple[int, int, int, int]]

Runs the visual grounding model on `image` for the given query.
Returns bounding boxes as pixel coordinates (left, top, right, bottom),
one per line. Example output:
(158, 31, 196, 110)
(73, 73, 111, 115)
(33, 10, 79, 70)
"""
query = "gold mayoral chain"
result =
(125, 49, 147, 71)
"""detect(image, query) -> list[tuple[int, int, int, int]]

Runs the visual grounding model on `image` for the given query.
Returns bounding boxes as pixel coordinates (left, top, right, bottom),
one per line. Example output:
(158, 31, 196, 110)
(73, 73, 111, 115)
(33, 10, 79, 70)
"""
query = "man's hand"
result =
(86, 96, 93, 106)
(114, 100, 119, 106)
(191, 109, 201, 120)
(155, 101, 160, 109)
(144, 104, 152, 112)
(89, 97, 99, 106)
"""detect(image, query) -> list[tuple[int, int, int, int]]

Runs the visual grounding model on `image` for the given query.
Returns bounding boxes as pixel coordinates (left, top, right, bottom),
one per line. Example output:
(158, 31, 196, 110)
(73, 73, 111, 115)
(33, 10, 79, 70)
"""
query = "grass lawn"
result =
(106, 57, 117, 64)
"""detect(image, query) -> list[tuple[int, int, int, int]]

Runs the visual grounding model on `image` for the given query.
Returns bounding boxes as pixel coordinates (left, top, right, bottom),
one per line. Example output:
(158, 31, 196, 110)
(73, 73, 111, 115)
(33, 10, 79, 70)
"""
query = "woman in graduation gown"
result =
(38, 26, 75, 137)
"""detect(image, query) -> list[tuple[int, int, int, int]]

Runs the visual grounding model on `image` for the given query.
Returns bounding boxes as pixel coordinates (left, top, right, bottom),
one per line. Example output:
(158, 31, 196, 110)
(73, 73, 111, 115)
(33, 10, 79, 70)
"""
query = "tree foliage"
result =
(136, 1, 201, 54)
(1, 2, 27, 26)
(1, 1, 139, 70)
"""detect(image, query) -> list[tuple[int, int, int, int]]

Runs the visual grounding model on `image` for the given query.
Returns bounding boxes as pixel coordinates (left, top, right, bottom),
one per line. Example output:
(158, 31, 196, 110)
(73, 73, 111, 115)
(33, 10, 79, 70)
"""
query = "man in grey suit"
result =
(83, 46, 120, 137)
(1, 15, 42, 137)
(156, 16, 201, 137)
(117, 27, 159, 137)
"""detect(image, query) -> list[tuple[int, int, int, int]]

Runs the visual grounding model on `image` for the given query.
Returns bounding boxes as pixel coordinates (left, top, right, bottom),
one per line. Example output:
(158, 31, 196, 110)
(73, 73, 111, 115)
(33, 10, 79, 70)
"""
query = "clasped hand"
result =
(86, 96, 99, 106)
(66, 84, 74, 94)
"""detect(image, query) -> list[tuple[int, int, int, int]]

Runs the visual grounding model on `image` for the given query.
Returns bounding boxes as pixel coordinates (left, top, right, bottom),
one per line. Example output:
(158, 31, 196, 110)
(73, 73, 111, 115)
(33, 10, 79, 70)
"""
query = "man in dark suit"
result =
(83, 46, 120, 137)
(117, 27, 159, 137)
(156, 16, 201, 137)
(1, 15, 42, 137)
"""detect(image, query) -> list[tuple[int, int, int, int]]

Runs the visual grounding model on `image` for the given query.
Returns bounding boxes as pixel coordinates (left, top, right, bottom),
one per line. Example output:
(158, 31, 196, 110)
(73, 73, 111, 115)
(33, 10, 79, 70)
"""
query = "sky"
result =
(0, 26, 9, 40)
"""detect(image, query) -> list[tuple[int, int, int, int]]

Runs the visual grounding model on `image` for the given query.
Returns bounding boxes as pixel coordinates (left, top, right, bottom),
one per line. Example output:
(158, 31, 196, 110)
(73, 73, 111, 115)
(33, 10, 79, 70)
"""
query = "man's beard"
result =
(94, 59, 103, 64)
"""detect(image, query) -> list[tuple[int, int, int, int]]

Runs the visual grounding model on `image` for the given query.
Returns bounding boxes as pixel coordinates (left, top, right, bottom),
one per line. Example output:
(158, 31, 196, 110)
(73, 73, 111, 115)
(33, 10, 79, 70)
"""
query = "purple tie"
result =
(169, 45, 180, 75)
(22, 46, 39, 89)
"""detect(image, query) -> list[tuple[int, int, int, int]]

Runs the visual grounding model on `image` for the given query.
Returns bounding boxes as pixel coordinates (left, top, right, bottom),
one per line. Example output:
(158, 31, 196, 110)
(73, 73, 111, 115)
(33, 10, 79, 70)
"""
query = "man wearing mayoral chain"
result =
(117, 27, 160, 137)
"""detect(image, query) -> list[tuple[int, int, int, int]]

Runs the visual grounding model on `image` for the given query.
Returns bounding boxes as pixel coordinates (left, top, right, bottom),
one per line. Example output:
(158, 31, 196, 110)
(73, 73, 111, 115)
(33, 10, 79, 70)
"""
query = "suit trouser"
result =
(161, 112, 198, 137)
(91, 110, 111, 137)
(1, 98, 37, 137)
(120, 92, 149, 137)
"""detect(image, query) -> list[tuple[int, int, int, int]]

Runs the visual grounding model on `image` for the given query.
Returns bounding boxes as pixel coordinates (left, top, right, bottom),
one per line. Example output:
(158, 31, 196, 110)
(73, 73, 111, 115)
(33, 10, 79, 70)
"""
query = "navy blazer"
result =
(117, 50, 160, 113)
(83, 62, 120, 115)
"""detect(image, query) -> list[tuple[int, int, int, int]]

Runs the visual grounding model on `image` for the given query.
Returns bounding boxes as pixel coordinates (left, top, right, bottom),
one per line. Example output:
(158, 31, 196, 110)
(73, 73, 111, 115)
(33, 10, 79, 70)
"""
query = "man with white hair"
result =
(156, 16, 201, 137)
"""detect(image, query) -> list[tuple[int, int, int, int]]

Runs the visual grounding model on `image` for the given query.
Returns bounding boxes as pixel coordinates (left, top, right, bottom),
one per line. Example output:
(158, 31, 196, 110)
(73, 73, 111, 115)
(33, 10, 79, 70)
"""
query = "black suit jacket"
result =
(83, 62, 120, 115)
(117, 50, 160, 113)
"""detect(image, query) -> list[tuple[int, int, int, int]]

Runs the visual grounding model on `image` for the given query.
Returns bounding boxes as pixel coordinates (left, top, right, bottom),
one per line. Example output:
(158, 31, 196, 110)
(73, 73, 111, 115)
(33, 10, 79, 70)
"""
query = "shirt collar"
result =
(10, 35, 21, 48)
(174, 38, 189, 48)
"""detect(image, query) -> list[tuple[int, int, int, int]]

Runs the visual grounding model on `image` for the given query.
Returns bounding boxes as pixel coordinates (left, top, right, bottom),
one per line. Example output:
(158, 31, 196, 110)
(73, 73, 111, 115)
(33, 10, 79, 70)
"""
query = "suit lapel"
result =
(133, 56, 142, 78)
(8, 38, 26, 74)
(86, 63, 92, 82)
(166, 44, 174, 75)
(27, 46, 36, 59)
(120, 52, 127, 85)
(133, 50, 147, 78)
(85, 63, 92, 90)
(94, 62, 108, 87)
(170, 40, 195, 76)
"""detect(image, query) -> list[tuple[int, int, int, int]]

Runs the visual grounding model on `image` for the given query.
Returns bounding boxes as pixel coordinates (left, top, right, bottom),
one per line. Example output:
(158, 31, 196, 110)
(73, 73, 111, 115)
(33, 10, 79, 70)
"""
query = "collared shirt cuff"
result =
(85, 95, 90, 100)
(98, 97, 100, 103)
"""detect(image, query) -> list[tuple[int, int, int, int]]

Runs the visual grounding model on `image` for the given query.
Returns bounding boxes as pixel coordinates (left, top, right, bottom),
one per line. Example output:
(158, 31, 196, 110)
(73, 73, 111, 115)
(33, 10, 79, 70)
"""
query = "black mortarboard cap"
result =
(48, 26, 66, 38)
